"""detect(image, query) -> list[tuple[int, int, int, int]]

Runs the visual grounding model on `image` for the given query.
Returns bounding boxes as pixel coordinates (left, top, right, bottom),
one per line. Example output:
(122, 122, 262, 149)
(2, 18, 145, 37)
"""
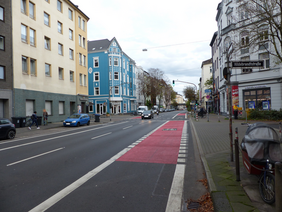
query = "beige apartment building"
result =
(11, 0, 89, 122)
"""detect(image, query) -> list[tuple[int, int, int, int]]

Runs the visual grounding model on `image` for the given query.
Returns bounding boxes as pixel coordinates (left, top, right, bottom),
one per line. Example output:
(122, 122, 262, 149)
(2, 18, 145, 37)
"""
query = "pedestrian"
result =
(199, 107, 204, 118)
(43, 109, 48, 125)
(28, 111, 40, 130)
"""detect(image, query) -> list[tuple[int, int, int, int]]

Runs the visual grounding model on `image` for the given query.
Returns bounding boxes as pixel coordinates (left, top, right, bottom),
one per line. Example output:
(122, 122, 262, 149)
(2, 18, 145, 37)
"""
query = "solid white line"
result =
(29, 121, 169, 212)
(123, 126, 133, 130)
(91, 132, 112, 140)
(165, 121, 187, 212)
(0, 122, 129, 152)
(7, 147, 65, 166)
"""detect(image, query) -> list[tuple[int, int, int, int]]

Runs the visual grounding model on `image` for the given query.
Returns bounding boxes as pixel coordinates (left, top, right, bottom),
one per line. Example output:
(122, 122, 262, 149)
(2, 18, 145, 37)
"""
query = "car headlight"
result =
(72, 121, 76, 123)
(63, 121, 65, 123)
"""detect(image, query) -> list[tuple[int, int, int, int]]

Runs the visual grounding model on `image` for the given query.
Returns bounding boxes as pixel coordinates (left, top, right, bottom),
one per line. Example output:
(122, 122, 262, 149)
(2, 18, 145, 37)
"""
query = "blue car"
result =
(63, 113, 90, 127)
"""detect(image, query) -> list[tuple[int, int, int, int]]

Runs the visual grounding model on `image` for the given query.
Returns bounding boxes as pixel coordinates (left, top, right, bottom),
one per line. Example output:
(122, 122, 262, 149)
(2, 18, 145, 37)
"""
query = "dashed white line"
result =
(7, 147, 65, 166)
(123, 126, 133, 130)
(91, 132, 112, 140)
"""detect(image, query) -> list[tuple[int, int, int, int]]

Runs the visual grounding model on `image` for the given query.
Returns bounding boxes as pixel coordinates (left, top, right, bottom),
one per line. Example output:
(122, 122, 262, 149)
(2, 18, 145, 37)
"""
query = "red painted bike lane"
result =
(117, 121, 184, 164)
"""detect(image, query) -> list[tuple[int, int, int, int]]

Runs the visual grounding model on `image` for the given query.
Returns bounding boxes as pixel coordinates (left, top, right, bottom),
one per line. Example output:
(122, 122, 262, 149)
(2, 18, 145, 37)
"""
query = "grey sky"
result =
(72, 0, 220, 96)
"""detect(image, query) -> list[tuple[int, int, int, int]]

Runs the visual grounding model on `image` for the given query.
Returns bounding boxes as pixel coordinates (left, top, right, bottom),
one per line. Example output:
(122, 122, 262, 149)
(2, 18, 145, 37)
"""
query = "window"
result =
(58, 43, 63, 55)
(94, 87, 99, 95)
(114, 58, 118, 66)
(82, 20, 85, 31)
(68, 9, 73, 20)
(22, 56, 28, 74)
(44, 12, 50, 26)
(21, 0, 27, 14)
(224, 36, 231, 51)
(57, 21, 62, 34)
(0, 66, 4, 80)
(115, 86, 119, 95)
(259, 53, 270, 69)
(114, 72, 119, 80)
(79, 73, 82, 85)
(82, 37, 85, 48)
(94, 72, 99, 81)
(79, 53, 82, 65)
(57, 0, 62, 12)
(93, 57, 99, 67)
(70, 71, 74, 82)
(78, 16, 81, 28)
(45, 63, 51, 76)
(0, 36, 4, 50)
(30, 58, 36, 75)
(79, 35, 81, 46)
(109, 72, 112, 80)
(227, 13, 232, 25)
(259, 25, 268, 42)
(241, 31, 249, 46)
(58, 67, 64, 80)
(239, 4, 248, 21)
(84, 74, 86, 86)
(59, 102, 64, 115)
(21, 24, 27, 43)
(127, 62, 129, 71)
(83, 55, 86, 66)
(30, 28, 35, 46)
(29, 2, 35, 19)
(0, 6, 3, 21)
(69, 29, 73, 40)
(109, 57, 112, 66)
(45, 101, 52, 115)
(69, 49, 73, 60)
(44, 36, 50, 50)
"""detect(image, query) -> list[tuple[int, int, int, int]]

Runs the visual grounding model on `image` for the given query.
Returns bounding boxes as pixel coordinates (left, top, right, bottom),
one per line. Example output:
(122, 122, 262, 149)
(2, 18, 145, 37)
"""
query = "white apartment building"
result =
(200, 59, 212, 110)
(215, 0, 282, 113)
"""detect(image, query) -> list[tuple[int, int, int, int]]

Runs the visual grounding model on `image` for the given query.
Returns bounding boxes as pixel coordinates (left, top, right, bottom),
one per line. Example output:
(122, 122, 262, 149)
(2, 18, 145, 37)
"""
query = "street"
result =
(0, 111, 207, 212)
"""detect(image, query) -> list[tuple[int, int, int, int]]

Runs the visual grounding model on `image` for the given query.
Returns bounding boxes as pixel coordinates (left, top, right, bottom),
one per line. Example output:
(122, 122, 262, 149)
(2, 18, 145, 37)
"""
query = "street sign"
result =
(232, 61, 264, 68)
(205, 89, 211, 93)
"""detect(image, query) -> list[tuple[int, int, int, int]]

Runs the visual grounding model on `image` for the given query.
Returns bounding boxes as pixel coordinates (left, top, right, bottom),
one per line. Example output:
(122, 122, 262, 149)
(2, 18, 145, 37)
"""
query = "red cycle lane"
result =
(117, 121, 184, 164)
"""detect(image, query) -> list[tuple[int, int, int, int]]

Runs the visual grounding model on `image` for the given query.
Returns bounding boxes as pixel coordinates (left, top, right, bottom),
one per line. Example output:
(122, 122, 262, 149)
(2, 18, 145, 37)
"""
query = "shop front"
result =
(243, 88, 271, 110)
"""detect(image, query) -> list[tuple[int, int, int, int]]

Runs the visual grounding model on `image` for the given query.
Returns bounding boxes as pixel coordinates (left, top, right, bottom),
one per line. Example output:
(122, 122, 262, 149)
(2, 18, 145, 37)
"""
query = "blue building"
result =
(87, 38, 137, 114)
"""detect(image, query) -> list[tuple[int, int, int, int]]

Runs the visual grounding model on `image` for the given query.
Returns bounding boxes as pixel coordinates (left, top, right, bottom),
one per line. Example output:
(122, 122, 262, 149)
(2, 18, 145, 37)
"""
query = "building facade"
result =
(200, 58, 213, 110)
(87, 38, 137, 114)
(214, 0, 282, 114)
(0, 0, 13, 118)
(7, 0, 89, 122)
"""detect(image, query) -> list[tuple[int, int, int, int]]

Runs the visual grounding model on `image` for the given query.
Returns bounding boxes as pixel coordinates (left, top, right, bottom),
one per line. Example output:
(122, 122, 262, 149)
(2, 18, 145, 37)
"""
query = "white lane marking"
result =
(123, 126, 133, 130)
(29, 121, 169, 212)
(172, 114, 178, 119)
(7, 147, 65, 166)
(165, 121, 187, 212)
(91, 132, 112, 140)
(0, 122, 129, 152)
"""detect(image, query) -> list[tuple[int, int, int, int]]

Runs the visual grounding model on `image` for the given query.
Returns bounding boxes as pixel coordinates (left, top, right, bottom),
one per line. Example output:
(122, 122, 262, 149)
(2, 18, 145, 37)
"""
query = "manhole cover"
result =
(187, 202, 200, 210)
(163, 128, 177, 131)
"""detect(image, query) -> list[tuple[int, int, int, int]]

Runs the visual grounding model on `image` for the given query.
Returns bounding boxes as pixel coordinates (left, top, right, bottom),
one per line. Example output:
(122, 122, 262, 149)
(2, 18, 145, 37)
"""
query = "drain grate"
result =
(187, 202, 200, 210)
(163, 128, 177, 131)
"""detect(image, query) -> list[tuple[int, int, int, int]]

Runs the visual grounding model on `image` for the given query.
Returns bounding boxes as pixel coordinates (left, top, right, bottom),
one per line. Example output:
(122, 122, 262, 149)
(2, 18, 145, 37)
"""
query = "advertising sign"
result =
(248, 101, 255, 109)
(77, 105, 81, 113)
(232, 85, 239, 107)
(262, 101, 269, 110)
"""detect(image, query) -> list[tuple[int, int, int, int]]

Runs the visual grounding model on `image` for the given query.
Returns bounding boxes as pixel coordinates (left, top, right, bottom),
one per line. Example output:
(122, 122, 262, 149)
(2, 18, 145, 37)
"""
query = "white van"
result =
(137, 106, 148, 115)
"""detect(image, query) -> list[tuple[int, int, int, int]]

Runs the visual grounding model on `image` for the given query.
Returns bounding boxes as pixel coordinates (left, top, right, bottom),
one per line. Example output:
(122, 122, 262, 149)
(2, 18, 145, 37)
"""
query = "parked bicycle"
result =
(241, 122, 282, 204)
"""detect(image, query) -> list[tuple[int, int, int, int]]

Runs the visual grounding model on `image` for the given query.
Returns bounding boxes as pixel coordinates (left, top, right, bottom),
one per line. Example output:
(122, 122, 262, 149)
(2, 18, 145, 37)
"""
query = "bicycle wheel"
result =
(258, 172, 275, 204)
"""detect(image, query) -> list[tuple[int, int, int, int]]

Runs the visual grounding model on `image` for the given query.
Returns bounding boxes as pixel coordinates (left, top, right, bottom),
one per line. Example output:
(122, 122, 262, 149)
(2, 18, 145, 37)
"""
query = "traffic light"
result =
(195, 100, 198, 106)
(223, 67, 229, 80)
(172, 80, 175, 86)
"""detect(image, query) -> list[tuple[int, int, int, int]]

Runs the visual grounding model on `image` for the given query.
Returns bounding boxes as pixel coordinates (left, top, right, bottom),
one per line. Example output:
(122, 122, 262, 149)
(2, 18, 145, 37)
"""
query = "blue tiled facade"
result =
(88, 38, 136, 114)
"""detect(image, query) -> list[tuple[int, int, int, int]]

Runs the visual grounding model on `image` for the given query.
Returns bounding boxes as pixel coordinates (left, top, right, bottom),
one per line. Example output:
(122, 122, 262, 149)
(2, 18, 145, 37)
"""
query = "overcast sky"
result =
(71, 0, 221, 97)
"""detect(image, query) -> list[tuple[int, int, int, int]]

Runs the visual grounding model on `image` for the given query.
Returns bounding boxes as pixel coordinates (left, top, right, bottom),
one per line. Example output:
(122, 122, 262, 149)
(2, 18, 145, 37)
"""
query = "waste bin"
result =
(37, 116, 42, 125)
(12, 117, 21, 128)
(95, 114, 100, 122)
(20, 117, 26, 127)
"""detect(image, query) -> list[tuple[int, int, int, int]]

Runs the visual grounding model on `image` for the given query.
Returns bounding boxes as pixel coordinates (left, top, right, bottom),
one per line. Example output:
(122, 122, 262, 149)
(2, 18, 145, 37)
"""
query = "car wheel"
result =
(142, 117, 144, 119)
(7, 130, 16, 139)
(76, 122, 80, 127)
(87, 121, 90, 125)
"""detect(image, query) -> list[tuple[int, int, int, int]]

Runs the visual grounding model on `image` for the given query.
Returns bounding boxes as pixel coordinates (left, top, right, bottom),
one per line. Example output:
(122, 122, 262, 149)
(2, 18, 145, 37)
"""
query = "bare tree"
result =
(235, 0, 282, 64)
(148, 68, 165, 105)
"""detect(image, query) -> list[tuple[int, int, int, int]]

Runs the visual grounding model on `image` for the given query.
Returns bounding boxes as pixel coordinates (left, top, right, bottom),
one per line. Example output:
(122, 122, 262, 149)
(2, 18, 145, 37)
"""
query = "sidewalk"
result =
(190, 113, 277, 212)
(14, 114, 134, 139)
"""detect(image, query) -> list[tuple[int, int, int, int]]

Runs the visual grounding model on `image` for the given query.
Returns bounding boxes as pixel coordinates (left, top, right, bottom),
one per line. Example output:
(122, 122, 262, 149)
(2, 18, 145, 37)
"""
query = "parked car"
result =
(137, 106, 148, 115)
(0, 118, 16, 139)
(141, 110, 154, 119)
(63, 113, 90, 127)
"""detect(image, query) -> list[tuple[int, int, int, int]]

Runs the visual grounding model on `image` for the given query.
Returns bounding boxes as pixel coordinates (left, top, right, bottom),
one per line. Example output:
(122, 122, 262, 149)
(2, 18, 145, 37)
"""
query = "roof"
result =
(88, 39, 111, 53)
(67, 0, 90, 20)
(201, 58, 212, 68)
(210, 31, 218, 47)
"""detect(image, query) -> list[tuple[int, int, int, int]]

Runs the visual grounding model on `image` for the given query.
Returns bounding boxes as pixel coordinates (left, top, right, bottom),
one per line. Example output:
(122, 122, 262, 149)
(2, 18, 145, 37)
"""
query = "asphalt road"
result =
(0, 111, 206, 212)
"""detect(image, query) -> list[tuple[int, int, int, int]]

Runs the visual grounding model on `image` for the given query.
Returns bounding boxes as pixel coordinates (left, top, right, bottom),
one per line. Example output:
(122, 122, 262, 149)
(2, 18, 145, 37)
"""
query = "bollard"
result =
(235, 127, 240, 181)
(196, 112, 198, 122)
(218, 112, 220, 122)
(276, 162, 282, 212)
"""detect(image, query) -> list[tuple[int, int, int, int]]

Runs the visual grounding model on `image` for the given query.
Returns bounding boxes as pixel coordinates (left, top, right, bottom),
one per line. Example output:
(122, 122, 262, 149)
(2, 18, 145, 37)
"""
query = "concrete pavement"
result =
(190, 113, 277, 212)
